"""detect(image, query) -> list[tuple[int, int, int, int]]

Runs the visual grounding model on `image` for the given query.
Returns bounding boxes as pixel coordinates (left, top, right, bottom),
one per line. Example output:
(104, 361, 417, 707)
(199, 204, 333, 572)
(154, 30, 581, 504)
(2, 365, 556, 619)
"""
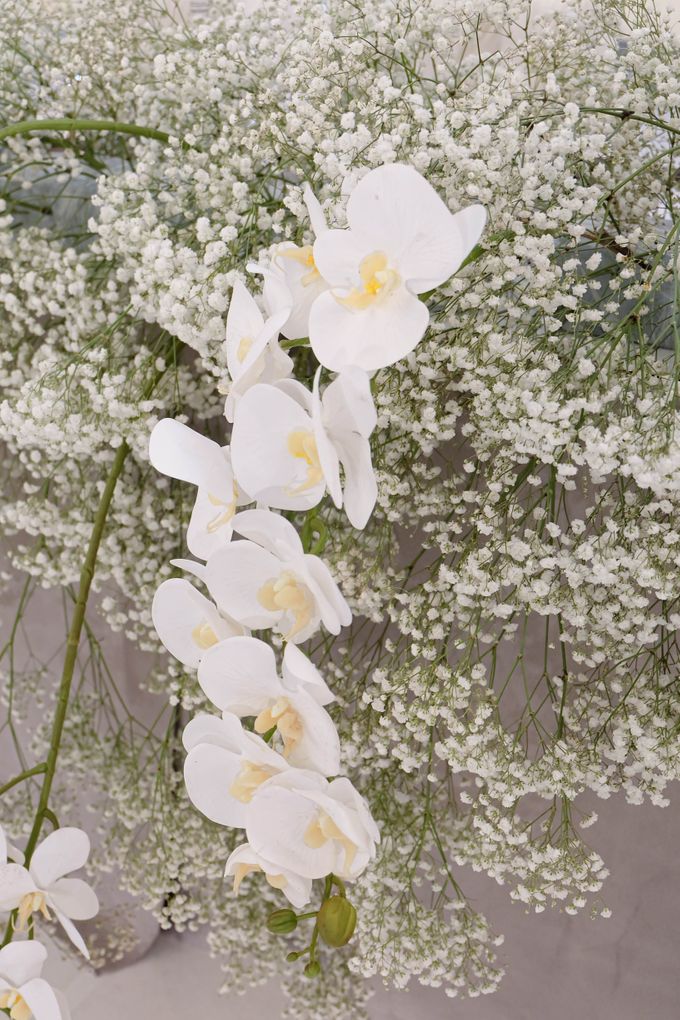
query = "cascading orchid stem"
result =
(20, 441, 130, 869)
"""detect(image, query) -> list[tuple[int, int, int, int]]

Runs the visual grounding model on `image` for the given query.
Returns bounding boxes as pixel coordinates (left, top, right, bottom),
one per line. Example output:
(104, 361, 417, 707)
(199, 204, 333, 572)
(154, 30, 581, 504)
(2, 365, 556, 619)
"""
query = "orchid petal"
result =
(149, 419, 231, 503)
(197, 636, 280, 715)
(184, 742, 247, 828)
(345, 163, 486, 290)
(205, 541, 285, 629)
(182, 712, 243, 754)
(47, 878, 99, 921)
(303, 555, 352, 632)
(311, 370, 342, 509)
(232, 509, 303, 559)
(152, 578, 240, 668)
(231, 385, 324, 511)
(281, 644, 334, 706)
(303, 183, 327, 237)
(335, 432, 377, 530)
(0, 863, 35, 911)
(16, 977, 61, 1020)
(51, 908, 90, 960)
(322, 366, 377, 439)
(246, 784, 336, 880)
(0, 942, 47, 986)
(309, 285, 429, 372)
(29, 828, 89, 890)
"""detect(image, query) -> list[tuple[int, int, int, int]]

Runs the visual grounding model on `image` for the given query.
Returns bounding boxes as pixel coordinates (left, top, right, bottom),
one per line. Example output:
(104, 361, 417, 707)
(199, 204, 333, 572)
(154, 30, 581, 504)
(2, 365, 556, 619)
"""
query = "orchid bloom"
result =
(197, 636, 340, 774)
(182, 712, 289, 827)
(225, 842, 312, 910)
(149, 418, 249, 560)
(0, 942, 63, 1020)
(308, 163, 486, 371)
(224, 276, 293, 422)
(0, 828, 98, 959)
(246, 771, 380, 881)
(230, 366, 377, 528)
(253, 184, 329, 342)
(204, 510, 351, 644)
(152, 577, 244, 669)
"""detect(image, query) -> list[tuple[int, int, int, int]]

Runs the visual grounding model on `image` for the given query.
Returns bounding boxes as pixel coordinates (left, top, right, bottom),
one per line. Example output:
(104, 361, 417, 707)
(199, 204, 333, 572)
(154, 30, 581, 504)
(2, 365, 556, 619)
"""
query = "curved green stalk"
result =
(0, 118, 179, 147)
(22, 442, 130, 864)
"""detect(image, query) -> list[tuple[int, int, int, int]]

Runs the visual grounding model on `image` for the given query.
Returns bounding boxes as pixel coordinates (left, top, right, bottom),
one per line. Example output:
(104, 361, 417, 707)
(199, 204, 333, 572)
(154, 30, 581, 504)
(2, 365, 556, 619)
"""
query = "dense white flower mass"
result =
(1, 0, 680, 1014)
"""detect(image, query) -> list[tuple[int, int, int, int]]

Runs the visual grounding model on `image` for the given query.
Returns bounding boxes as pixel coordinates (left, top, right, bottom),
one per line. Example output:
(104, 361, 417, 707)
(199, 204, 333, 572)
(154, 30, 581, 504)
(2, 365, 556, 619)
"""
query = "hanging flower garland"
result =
(149, 163, 486, 973)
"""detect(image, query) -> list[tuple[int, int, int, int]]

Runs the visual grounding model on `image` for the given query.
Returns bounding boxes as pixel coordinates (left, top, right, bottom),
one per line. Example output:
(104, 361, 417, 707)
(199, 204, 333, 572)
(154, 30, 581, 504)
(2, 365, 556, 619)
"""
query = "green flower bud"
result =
(304, 960, 322, 979)
(267, 908, 298, 935)
(317, 895, 357, 947)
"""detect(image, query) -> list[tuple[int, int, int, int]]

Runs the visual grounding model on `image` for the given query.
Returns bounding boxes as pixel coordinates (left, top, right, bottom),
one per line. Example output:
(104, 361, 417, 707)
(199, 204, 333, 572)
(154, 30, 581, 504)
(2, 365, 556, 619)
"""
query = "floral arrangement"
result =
(0, 0, 679, 1016)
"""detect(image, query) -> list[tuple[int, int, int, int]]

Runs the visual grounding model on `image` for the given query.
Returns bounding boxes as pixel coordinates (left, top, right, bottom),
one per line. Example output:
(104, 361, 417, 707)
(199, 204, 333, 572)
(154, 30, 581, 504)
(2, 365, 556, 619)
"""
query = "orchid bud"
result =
(317, 895, 357, 947)
(267, 908, 298, 935)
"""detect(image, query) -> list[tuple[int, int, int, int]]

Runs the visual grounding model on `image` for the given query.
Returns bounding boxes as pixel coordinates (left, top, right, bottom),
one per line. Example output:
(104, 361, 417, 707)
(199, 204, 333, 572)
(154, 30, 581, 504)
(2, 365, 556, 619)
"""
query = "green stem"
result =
(0, 118, 184, 148)
(22, 442, 130, 864)
(0, 763, 47, 797)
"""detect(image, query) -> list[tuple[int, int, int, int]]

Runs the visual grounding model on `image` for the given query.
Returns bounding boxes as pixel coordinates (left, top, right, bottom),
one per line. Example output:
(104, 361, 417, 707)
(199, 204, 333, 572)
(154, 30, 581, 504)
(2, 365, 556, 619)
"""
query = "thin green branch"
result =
(0, 763, 47, 797)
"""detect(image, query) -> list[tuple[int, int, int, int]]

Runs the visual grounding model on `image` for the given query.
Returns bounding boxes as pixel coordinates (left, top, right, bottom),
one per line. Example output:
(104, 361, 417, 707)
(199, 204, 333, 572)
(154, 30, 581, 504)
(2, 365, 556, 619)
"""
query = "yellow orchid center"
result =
(16, 890, 50, 931)
(231, 861, 287, 895)
(287, 429, 323, 492)
(280, 244, 320, 287)
(231, 861, 262, 894)
(254, 697, 304, 756)
(257, 570, 315, 640)
(337, 250, 400, 311)
(191, 621, 219, 651)
(0, 989, 32, 1020)
(206, 487, 238, 534)
(237, 335, 254, 363)
(303, 811, 358, 873)
(229, 760, 278, 804)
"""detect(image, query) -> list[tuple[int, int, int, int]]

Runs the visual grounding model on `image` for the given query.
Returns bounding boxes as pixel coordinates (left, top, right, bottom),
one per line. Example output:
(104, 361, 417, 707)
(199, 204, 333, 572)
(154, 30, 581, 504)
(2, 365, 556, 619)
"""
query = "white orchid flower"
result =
(246, 771, 380, 881)
(224, 277, 293, 422)
(152, 577, 244, 669)
(149, 418, 250, 560)
(197, 635, 340, 774)
(0, 941, 64, 1020)
(230, 366, 377, 528)
(0, 828, 98, 960)
(225, 842, 312, 910)
(204, 509, 351, 643)
(308, 163, 486, 371)
(252, 184, 329, 342)
(182, 711, 289, 828)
